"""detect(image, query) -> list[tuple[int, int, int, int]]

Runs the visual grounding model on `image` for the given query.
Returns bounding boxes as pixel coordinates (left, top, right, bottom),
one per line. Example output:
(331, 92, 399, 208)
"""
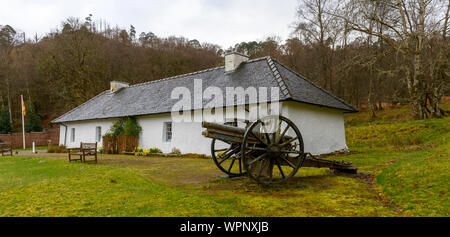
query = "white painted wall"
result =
(58, 102, 348, 155)
(137, 114, 212, 155)
(282, 101, 348, 155)
(59, 119, 116, 148)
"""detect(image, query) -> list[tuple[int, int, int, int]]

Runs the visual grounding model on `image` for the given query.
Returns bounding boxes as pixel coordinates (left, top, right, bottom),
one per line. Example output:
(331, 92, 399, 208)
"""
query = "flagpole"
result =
(21, 95, 25, 149)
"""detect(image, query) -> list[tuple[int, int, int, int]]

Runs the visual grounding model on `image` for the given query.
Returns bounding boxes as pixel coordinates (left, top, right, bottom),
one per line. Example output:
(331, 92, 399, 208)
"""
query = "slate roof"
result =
(52, 56, 357, 124)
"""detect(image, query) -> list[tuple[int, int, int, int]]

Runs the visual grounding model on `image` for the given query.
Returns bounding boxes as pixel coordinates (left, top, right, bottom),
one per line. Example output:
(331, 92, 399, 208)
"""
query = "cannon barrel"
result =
(202, 122, 260, 144)
(202, 121, 293, 144)
(202, 122, 247, 136)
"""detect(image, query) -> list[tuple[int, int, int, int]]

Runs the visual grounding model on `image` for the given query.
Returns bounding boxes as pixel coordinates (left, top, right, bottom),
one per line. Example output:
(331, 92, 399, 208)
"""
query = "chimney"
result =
(110, 81, 130, 93)
(225, 51, 249, 73)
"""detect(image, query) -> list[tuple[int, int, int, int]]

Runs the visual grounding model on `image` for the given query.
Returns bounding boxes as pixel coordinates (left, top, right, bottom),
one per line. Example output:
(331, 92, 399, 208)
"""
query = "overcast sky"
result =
(0, 0, 299, 48)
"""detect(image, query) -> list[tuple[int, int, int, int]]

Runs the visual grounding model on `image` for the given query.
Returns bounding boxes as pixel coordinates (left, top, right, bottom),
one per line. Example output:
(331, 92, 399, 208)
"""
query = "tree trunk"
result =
(6, 78, 12, 126)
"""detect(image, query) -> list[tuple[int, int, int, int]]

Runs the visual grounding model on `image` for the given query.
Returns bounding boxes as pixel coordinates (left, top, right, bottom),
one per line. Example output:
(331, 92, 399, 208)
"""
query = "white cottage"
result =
(52, 52, 357, 155)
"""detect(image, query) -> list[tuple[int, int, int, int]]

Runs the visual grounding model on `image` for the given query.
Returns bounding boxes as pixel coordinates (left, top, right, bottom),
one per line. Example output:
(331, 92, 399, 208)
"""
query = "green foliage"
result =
(0, 107, 13, 134)
(122, 117, 142, 136)
(135, 147, 163, 157)
(149, 147, 162, 154)
(105, 117, 142, 138)
(25, 102, 43, 133)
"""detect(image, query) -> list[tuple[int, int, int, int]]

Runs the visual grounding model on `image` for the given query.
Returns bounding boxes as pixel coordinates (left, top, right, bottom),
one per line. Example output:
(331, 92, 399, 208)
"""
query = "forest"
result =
(0, 0, 448, 132)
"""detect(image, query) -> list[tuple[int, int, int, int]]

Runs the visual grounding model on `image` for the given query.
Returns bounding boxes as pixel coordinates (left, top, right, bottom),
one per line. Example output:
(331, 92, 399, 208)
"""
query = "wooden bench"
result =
(68, 142, 98, 163)
(0, 140, 13, 156)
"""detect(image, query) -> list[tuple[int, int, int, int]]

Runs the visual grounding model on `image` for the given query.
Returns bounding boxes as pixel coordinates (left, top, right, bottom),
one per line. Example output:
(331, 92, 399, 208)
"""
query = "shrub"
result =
(122, 117, 142, 136)
(106, 117, 142, 137)
(171, 147, 182, 156)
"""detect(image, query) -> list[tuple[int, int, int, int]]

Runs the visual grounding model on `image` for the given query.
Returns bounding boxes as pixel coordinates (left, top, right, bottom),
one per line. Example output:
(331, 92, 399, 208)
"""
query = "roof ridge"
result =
(51, 90, 109, 123)
(128, 56, 270, 89)
(271, 58, 358, 112)
(265, 57, 292, 98)
(128, 66, 224, 89)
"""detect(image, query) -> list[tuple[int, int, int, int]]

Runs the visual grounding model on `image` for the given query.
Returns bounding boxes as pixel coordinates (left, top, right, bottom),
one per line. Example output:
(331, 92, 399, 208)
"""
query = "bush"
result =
(105, 117, 142, 138)
(170, 147, 182, 156)
(122, 117, 142, 136)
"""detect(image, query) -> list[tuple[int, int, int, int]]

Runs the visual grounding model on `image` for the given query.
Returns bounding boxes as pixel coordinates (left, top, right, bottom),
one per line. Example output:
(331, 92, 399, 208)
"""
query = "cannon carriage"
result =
(202, 115, 357, 185)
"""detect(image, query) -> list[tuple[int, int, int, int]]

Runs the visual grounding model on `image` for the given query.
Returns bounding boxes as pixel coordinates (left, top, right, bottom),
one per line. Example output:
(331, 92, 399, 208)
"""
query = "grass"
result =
(0, 100, 448, 217)
(13, 146, 49, 151)
(345, 97, 450, 127)
(0, 155, 397, 217)
(342, 99, 450, 216)
(0, 157, 242, 217)
(376, 131, 450, 216)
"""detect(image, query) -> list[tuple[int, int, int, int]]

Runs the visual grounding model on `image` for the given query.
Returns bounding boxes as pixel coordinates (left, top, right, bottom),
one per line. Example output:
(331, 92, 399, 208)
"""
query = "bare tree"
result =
(293, 0, 343, 91)
(336, 0, 449, 118)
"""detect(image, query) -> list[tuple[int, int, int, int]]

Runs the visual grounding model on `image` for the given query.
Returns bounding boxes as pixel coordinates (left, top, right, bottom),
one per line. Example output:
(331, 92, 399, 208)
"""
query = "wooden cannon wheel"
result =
(210, 121, 249, 177)
(241, 115, 306, 185)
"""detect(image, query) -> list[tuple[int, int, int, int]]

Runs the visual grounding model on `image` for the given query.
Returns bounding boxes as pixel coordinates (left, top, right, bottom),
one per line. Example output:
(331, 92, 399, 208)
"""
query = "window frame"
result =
(164, 122, 172, 142)
(96, 126, 102, 142)
(71, 128, 75, 143)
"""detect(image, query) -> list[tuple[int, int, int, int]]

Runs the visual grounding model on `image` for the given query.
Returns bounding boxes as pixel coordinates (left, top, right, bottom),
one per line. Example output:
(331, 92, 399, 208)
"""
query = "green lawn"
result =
(13, 146, 49, 151)
(0, 105, 448, 217)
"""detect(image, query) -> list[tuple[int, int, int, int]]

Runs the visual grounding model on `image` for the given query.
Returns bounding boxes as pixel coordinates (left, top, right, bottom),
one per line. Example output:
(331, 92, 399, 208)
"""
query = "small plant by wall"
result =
(135, 147, 163, 156)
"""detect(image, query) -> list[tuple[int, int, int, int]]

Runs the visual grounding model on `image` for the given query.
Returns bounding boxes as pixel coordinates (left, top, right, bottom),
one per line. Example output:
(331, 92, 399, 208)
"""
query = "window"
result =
(71, 128, 75, 142)
(164, 122, 172, 142)
(96, 126, 102, 142)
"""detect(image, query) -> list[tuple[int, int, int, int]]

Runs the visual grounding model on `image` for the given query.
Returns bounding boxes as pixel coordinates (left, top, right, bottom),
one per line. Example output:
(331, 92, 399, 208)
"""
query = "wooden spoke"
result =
(239, 158, 242, 174)
(261, 123, 272, 144)
(257, 159, 268, 180)
(281, 150, 302, 154)
(250, 130, 267, 145)
(218, 146, 239, 165)
(279, 124, 290, 143)
(268, 160, 273, 183)
(218, 146, 234, 158)
(280, 156, 297, 169)
(274, 119, 282, 143)
(248, 153, 267, 166)
(218, 155, 232, 165)
(275, 158, 285, 179)
(280, 136, 299, 148)
(228, 158, 236, 173)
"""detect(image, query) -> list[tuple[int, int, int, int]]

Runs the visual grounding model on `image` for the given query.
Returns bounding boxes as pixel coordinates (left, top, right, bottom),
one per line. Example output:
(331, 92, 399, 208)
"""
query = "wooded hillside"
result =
(0, 0, 448, 132)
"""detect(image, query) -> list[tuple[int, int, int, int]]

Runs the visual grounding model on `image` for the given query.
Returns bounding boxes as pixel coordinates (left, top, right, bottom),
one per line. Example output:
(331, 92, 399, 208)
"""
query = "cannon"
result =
(202, 115, 357, 185)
